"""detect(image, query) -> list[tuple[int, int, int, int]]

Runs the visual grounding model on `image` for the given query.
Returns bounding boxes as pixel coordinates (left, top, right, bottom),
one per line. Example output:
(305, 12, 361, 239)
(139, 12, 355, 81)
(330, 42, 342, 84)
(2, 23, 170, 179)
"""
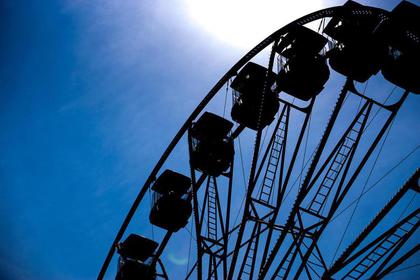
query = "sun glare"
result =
(185, 0, 325, 49)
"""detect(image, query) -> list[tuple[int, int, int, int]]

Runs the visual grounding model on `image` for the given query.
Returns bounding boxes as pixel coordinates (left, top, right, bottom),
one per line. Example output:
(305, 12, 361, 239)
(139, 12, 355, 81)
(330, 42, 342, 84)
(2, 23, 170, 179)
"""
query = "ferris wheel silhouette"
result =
(98, 1, 419, 279)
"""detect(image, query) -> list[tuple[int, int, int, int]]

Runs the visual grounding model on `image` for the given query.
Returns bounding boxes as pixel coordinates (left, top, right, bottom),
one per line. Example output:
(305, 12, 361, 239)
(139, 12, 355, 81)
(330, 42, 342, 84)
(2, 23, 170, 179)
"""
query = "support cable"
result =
(148, 187, 155, 240)
(238, 135, 248, 186)
(282, 148, 316, 203)
(300, 113, 311, 189)
(223, 80, 230, 118)
(330, 144, 419, 224)
(258, 124, 270, 156)
(396, 192, 417, 223)
(281, 107, 316, 204)
(186, 218, 194, 277)
(387, 263, 420, 275)
(234, 136, 249, 226)
(363, 86, 396, 132)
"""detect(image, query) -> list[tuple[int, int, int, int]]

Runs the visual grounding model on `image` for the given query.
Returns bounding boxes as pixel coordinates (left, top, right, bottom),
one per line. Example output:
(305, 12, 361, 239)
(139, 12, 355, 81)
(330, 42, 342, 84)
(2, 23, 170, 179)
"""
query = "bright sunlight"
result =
(185, 0, 325, 49)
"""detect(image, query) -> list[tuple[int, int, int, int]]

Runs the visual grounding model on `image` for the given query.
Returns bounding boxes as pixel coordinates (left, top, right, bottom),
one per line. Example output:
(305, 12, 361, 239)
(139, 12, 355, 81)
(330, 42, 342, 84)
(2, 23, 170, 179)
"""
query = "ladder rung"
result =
(372, 251, 381, 257)
(376, 247, 387, 254)
(321, 182, 332, 188)
(365, 257, 375, 263)
(393, 233, 403, 238)
(343, 143, 352, 149)
(392, 232, 403, 238)
(260, 192, 271, 197)
(400, 227, 409, 233)
(384, 239, 396, 245)
(359, 263, 369, 268)
(320, 182, 331, 188)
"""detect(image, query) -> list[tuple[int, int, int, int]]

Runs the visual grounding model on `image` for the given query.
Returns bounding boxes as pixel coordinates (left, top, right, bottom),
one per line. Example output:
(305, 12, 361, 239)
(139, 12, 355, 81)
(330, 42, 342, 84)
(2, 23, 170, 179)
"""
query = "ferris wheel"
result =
(98, 1, 420, 279)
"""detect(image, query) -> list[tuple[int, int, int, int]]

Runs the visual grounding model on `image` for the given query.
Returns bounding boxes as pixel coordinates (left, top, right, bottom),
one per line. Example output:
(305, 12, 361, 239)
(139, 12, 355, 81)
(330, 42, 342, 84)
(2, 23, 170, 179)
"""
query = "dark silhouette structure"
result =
(276, 25, 330, 100)
(379, 1, 420, 94)
(116, 234, 158, 280)
(98, 1, 419, 279)
(325, 1, 387, 83)
(149, 170, 192, 232)
(189, 112, 234, 176)
(231, 62, 278, 130)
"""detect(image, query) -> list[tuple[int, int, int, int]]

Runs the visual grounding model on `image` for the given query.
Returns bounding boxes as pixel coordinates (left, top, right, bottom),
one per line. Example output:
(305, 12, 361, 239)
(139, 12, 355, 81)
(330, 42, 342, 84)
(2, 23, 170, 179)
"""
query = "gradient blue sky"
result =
(0, 0, 418, 279)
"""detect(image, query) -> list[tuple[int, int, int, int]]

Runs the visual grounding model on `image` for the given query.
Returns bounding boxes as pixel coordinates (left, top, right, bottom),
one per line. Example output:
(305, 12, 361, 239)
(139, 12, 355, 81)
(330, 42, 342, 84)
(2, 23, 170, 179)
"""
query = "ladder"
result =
(207, 177, 218, 241)
(274, 242, 298, 279)
(308, 109, 367, 215)
(343, 213, 419, 279)
(258, 110, 288, 205)
(239, 224, 261, 279)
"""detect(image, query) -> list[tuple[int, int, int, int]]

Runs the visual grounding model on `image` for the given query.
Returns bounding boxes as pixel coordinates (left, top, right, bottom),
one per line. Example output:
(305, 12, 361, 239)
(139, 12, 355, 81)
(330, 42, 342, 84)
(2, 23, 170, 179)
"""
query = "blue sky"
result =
(0, 0, 419, 279)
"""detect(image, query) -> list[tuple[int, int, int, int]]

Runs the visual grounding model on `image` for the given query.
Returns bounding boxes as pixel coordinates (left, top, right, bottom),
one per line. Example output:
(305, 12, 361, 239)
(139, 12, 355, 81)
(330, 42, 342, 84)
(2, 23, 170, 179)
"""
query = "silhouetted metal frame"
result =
(259, 78, 353, 279)
(259, 99, 315, 272)
(236, 103, 289, 279)
(274, 91, 370, 278)
(157, 259, 169, 280)
(97, 5, 391, 280)
(235, 97, 315, 280)
(228, 36, 280, 279)
(289, 91, 409, 280)
(260, 84, 409, 279)
(325, 168, 420, 278)
(187, 127, 235, 280)
(374, 244, 420, 279)
(342, 209, 419, 279)
(371, 230, 419, 278)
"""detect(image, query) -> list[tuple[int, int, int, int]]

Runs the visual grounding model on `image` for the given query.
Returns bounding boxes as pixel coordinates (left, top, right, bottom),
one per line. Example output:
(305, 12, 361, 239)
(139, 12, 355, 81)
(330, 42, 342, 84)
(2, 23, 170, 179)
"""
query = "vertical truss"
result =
(187, 131, 235, 280)
(227, 38, 280, 280)
(230, 96, 315, 280)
